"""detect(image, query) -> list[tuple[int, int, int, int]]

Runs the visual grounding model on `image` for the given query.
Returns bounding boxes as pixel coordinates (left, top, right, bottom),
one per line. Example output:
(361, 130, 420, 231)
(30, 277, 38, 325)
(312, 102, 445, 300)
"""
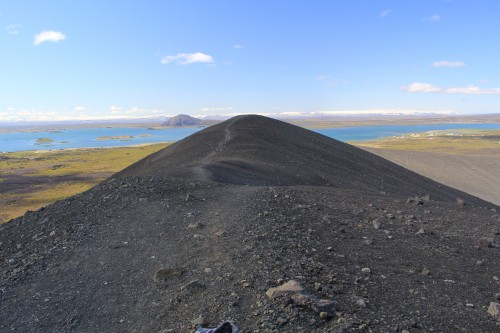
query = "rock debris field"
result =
(1, 115, 499, 332)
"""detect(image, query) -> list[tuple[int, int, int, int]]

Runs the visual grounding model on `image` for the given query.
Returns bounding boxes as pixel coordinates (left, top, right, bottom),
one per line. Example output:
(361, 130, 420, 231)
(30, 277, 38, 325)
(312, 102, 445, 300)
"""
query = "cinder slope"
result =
(1, 115, 498, 332)
(116, 115, 487, 205)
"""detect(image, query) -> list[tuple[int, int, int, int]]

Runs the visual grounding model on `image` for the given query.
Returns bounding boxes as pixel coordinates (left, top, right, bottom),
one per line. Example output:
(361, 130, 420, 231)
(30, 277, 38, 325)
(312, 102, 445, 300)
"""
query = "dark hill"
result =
(117, 115, 485, 205)
(163, 114, 202, 127)
(1, 115, 499, 332)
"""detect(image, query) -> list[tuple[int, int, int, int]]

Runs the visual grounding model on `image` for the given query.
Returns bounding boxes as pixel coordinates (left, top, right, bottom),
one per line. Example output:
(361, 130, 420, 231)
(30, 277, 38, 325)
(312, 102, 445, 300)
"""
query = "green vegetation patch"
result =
(353, 129, 500, 155)
(35, 137, 54, 144)
(0, 142, 171, 223)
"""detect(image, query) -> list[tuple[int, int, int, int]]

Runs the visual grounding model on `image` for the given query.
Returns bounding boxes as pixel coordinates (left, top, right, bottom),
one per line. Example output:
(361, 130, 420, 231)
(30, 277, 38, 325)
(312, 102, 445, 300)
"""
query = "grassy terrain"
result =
(0, 143, 171, 223)
(352, 129, 500, 155)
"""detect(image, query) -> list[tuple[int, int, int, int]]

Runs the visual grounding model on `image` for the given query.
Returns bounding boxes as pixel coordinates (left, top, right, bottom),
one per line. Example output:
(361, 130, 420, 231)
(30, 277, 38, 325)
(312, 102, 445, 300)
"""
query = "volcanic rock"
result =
(1, 115, 499, 332)
(488, 302, 500, 321)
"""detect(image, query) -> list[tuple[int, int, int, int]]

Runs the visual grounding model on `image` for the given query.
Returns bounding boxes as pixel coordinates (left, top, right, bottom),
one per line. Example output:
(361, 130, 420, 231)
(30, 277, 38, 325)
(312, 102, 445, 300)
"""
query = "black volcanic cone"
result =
(116, 114, 484, 204)
(1, 115, 498, 332)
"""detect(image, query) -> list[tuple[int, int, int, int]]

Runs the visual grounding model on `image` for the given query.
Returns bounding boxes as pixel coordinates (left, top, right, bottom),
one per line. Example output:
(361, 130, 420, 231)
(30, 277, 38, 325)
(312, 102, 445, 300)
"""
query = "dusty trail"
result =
(191, 118, 234, 181)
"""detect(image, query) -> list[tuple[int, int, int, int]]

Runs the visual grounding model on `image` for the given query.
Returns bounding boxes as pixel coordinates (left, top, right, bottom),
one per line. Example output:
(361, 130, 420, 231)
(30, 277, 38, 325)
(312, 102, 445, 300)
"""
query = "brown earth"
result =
(1, 115, 499, 332)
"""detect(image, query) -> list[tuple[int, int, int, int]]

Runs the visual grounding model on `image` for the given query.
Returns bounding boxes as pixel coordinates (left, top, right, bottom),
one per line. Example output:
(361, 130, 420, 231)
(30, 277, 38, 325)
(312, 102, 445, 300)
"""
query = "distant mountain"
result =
(162, 114, 202, 127)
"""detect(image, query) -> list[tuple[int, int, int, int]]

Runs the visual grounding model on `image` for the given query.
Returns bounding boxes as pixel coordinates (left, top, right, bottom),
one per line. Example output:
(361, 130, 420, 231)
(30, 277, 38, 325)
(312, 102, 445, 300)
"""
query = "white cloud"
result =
(160, 52, 214, 65)
(401, 82, 441, 93)
(444, 86, 500, 95)
(6, 24, 21, 35)
(109, 106, 121, 114)
(401, 82, 500, 95)
(74, 106, 86, 112)
(34, 30, 66, 45)
(233, 44, 244, 49)
(426, 15, 441, 22)
(313, 109, 454, 116)
(380, 9, 392, 17)
(432, 61, 465, 68)
(200, 109, 455, 119)
(0, 107, 169, 122)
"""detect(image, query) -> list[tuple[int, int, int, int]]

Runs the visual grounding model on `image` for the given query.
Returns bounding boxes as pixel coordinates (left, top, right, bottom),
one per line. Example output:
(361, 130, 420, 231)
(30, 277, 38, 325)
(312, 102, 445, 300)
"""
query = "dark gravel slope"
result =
(1, 115, 499, 332)
(115, 115, 488, 205)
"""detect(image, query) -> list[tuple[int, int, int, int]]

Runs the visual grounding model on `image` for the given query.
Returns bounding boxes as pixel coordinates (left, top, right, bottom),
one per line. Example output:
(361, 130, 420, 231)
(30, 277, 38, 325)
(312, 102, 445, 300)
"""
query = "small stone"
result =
(191, 315, 208, 326)
(495, 293, 500, 301)
(327, 246, 333, 251)
(266, 280, 304, 298)
(407, 196, 423, 205)
(276, 317, 288, 325)
(204, 268, 212, 274)
(319, 312, 329, 319)
(478, 237, 493, 248)
(361, 267, 371, 274)
(487, 302, 500, 321)
(355, 299, 367, 308)
(291, 293, 336, 314)
(242, 282, 250, 288)
(421, 268, 430, 276)
(215, 230, 227, 237)
(372, 220, 381, 230)
(267, 280, 336, 316)
(456, 198, 465, 206)
(188, 222, 204, 229)
(466, 303, 475, 308)
(402, 330, 410, 333)
(180, 280, 206, 293)
(185, 193, 195, 202)
(8, 258, 16, 265)
(49, 231, 56, 236)
(416, 228, 426, 235)
(153, 268, 182, 283)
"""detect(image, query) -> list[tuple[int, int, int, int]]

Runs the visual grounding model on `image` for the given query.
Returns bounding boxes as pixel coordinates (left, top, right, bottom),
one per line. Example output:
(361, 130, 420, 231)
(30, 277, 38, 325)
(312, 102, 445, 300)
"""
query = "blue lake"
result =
(0, 123, 499, 153)
(316, 123, 500, 142)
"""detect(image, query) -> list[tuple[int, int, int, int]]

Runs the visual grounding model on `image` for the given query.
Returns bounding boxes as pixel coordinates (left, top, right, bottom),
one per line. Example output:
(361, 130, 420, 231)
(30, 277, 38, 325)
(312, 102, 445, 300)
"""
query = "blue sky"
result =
(1, 0, 500, 121)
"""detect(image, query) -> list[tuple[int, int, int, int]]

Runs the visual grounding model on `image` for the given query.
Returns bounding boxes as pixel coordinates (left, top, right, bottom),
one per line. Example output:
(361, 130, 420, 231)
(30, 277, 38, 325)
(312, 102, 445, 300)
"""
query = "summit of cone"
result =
(116, 114, 483, 204)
